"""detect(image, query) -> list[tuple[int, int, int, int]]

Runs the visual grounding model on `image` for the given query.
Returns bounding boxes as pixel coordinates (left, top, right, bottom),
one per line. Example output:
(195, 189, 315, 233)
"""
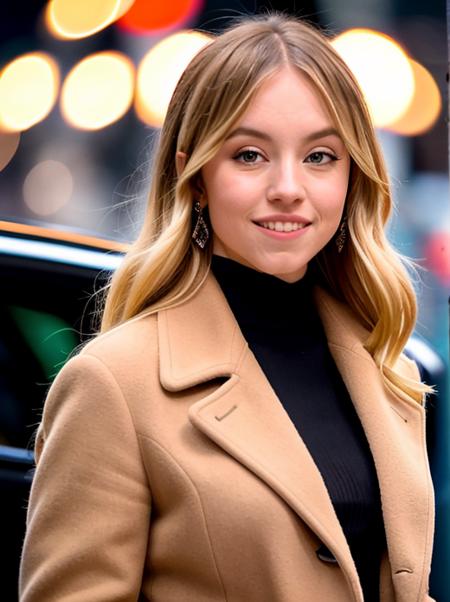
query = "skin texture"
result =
(198, 67, 351, 282)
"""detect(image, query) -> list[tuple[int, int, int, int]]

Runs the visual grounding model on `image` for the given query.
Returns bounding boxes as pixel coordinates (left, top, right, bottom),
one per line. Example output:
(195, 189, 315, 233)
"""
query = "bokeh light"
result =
(118, 0, 203, 34)
(0, 131, 20, 171)
(332, 29, 415, 128)
(23, 160, 73, 216)
(0, 52, 59, 132)
(47, 0, 135, 40)
(387, 60, 441, 136)
(424, 231, 450, 286)
(61, 51, 135, 130)
(135, 30, 211, 127)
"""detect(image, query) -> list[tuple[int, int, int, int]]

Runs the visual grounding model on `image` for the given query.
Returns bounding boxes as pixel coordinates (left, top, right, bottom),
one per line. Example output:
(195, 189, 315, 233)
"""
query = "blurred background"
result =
(0, 0, 448, 356)
(0, 0, 448, 599)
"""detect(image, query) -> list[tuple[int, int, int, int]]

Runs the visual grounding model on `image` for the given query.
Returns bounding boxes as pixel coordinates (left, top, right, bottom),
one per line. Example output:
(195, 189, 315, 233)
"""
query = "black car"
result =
(0, 220, 125, 601)
(0, 220, 447, 601)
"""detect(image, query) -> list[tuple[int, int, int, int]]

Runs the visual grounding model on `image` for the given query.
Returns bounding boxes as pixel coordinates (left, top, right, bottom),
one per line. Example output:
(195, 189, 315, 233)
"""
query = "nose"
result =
(266, 158, 306, 205)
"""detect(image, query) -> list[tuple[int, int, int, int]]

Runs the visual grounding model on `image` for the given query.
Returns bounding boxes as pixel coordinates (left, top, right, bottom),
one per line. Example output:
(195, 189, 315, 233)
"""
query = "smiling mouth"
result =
(254, 221, 309, 232)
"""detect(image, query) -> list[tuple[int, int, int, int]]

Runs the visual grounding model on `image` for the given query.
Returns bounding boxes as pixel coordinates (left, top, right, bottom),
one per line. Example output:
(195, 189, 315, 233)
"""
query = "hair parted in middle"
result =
(101, 13, 431, 403)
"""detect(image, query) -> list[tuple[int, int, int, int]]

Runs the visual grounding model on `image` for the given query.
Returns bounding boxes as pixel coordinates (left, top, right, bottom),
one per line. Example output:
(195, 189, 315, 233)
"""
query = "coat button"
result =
(316, 543, 338, 564)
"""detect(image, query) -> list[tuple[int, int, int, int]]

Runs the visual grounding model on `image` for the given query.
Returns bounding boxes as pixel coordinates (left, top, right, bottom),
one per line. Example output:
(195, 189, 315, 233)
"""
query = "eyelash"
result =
(233, 149, 263, 163)
(233, 149, 338, 165)
(305, 151, 338, 164)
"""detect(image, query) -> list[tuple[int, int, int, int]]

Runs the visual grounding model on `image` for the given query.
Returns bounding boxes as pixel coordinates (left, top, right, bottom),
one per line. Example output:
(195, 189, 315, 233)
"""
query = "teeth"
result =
(259, 221, 305, 232)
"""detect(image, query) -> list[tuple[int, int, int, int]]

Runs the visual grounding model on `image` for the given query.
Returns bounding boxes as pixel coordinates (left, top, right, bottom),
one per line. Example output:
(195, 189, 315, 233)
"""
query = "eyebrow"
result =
(225, 126, 341, 143)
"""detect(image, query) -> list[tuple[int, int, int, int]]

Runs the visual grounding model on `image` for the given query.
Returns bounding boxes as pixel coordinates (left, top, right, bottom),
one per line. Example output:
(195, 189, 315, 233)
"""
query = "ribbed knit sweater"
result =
(211, 254, 386, 602)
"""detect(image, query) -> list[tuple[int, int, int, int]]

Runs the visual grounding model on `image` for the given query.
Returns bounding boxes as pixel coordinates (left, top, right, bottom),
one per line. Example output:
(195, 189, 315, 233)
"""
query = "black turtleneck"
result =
(211, 254, 385, 602)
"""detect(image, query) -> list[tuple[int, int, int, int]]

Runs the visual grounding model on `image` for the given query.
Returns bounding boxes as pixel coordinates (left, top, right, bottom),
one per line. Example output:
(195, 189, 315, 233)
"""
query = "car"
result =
(0, 219, 447, 601)
(0, 220, 125, 601)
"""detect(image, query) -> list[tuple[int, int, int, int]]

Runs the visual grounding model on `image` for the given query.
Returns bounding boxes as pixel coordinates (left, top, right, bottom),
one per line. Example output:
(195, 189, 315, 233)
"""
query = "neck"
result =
(210, 254, 318, 332)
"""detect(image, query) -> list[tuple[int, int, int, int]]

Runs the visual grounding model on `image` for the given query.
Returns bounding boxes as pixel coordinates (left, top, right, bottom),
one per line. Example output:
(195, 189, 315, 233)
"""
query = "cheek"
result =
(206, 173, 257, 218)
(208, 202, 246, 240)
(312, 174, 348, 215)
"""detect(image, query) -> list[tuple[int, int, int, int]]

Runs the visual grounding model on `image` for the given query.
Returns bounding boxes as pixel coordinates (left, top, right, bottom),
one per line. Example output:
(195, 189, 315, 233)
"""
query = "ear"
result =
(175, 151, 187, 177)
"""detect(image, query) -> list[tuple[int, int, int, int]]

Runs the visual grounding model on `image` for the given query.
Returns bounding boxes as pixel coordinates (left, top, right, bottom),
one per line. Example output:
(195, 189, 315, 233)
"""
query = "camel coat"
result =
(19, 273, 435, 602)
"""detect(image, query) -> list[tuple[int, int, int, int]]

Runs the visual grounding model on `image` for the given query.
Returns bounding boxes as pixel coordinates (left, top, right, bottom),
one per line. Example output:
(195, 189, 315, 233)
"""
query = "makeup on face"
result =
(201, 66, 351, 283)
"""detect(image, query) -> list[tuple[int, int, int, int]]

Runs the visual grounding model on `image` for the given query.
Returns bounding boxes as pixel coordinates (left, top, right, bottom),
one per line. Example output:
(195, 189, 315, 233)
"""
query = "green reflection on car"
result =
(9, 306, 78, 380)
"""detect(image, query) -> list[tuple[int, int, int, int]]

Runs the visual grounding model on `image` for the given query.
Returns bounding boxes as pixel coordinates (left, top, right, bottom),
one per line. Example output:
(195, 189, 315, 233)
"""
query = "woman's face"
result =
(200, 67, 351, 282)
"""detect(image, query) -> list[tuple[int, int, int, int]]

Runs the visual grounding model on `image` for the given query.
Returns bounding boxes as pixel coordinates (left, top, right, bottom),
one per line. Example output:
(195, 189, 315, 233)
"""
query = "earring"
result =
(192, 200, 209, 248)
(335, 217, 347, 253)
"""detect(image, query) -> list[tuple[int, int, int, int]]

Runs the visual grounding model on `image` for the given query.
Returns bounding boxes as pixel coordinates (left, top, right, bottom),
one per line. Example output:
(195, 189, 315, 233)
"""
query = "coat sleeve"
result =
(19, 353, 151, 602)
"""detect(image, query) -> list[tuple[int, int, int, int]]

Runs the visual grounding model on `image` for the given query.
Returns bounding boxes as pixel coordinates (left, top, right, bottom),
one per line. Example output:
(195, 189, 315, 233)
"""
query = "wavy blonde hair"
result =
(100, 14, 431, 403)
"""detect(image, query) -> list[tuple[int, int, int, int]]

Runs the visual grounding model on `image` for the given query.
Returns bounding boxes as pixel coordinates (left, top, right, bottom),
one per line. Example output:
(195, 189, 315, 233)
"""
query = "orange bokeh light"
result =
(0, 52, 60, 132)
(387, 60, 441, 136)
(61, 51, 135, 130)
(331, 29, 414, 128)
(46, 0, 135, 40)
(118, 0, 203, 33)
(135, 30, 211, 127)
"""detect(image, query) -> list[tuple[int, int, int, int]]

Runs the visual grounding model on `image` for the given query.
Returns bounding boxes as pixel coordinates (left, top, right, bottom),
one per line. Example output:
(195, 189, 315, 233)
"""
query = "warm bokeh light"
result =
(331, 29, 415, 128)
(0, 131, 20, 171)
(424, 231, 450, 286)
(387, 60, 441, 136)
(135, 30, 211, 127)
(61, 51, 135, 130)
(0, 52, 59, 132)
(118, 0, 202, 34)
(23, 160, 73, 216)
(46, 0, 135, 40)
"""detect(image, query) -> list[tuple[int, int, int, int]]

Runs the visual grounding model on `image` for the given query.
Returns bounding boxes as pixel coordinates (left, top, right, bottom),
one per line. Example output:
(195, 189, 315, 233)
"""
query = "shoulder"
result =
(44, 312, 161, 413)
(395, 353, 421, 381)
(78, 311, 159, 373)
(394, 353, 425, 390)
(38, 312, 160, 445)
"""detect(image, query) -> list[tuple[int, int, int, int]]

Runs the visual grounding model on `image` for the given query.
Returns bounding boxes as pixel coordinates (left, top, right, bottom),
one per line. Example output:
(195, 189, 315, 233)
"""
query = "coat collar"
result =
(158, 271, 434, 602)
(158, 270, 370, 390)
(158, 274, 245, 391)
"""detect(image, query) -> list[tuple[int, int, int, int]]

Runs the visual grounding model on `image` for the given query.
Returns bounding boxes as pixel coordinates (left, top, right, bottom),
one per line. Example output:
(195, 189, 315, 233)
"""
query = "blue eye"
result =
(305, 151, 337, 164)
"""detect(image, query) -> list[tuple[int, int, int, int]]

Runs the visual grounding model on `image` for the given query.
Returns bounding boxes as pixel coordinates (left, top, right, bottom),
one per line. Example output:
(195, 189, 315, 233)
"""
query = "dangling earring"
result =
(335, 217, 347, 253)
(192, 200, 209, 248)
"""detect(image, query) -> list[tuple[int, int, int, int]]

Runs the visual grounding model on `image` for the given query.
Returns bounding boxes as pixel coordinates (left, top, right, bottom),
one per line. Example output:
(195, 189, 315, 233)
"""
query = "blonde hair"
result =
(100, 13, 431, 403)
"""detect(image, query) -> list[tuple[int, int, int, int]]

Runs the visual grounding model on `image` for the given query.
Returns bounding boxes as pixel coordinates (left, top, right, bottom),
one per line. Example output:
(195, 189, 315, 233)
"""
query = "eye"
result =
(233, 149, 263, 164)
(305, 151, 337, 165)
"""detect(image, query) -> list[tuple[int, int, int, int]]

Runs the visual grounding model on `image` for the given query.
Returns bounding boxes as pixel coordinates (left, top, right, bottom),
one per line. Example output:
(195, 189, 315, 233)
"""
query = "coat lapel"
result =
(158, 272, 434, 602)
(317, 290, 435, 602)
(158, 274, 362, 600)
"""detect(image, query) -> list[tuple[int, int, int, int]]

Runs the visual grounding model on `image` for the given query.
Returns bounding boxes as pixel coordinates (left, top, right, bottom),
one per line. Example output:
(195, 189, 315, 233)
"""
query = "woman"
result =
(20, 14, 435, 602)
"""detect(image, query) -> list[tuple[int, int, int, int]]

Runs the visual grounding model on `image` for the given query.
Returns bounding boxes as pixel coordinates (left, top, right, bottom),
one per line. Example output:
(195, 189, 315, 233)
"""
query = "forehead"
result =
(235, 66, 334, 131)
